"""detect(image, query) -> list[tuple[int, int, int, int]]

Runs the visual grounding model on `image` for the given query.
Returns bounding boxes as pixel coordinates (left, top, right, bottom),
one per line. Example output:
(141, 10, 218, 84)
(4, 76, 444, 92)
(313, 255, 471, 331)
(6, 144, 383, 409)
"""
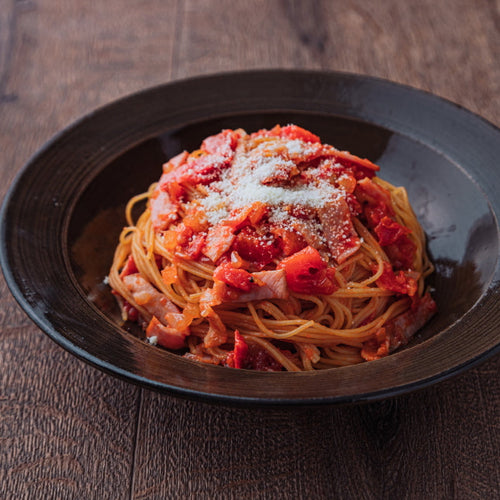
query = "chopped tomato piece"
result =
(337, 172, 357, 193)
(161, 265, 178, 285)
(183, 232, 207, 259)
(227, 338, 286, 371)
(156, 171, 186, 203)
(162, 226, 181, 251)
(213, 262, 254, 292)
(330, 149, 379, 179)
(279, 124, 321, 143)
(253, 124, 321, 143)
(385, 239, 416, 270)
(247, 344, 292, 371)
(271, 226, 307, 256)
(165, 223, 206, 259)
(309, 160, 358, 193)
(226, 330, 249, 369)
(376, 262, 418, 296)
(356, 178, 394, 220)
(174, 223, 194, 247)
(233, 227, 281, 266)
(365, 204, 389, 227)
(224, 201, 268, 231)
(278, 245, 337, 295)
(356, 179, 416, 269)
(373, 217, 416, 269)
(160, 223, 192, 252)
(374, 217, 411, 246)
(247, 202, 269, 225)
(183, 204, 209, 232)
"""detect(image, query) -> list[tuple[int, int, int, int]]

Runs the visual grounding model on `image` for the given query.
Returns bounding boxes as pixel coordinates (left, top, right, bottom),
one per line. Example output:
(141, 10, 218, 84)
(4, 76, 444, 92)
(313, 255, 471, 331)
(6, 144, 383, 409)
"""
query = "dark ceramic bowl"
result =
(1, 70, 499, 405)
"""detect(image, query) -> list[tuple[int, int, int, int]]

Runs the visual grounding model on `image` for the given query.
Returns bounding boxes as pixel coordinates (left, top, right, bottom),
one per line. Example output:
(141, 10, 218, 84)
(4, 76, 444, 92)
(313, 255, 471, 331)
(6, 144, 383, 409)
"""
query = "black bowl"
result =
(1, 70, 499, 405)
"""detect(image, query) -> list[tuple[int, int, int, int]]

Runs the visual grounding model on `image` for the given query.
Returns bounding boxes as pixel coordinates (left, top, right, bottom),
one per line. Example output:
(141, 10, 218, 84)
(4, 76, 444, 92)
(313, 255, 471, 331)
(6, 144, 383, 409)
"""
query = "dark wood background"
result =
(1, 1, 499, 498)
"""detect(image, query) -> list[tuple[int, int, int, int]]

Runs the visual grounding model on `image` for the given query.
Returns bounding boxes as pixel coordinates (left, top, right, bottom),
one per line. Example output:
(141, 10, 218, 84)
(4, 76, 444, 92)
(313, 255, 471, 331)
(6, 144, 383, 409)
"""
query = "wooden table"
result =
(1, 1, 499, 498)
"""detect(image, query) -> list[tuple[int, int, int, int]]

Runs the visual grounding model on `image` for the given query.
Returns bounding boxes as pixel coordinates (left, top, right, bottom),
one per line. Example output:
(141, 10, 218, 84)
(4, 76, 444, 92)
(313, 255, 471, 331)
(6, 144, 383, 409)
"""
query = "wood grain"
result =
(0, 324, 140, 498)
(0, 0, 498, 498)
(131, 357, 500, 500)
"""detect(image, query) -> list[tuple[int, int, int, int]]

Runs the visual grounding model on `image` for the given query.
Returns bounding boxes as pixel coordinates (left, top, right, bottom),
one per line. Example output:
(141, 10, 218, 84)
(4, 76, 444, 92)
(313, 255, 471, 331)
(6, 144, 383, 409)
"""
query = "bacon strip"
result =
(317, 199, 361, 264)
(387, 293, 437, 351)
(236, 269, 289, 302)
(150, 190, 178, 230)
(123, 274, 180, 323)
(146, 316, 187, 350)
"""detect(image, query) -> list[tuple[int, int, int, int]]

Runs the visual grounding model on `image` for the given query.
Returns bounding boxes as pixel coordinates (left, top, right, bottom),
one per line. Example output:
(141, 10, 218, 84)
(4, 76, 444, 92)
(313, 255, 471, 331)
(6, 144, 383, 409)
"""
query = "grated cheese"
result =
(285, 139, 305, 155)
(200, 137, 345, 226)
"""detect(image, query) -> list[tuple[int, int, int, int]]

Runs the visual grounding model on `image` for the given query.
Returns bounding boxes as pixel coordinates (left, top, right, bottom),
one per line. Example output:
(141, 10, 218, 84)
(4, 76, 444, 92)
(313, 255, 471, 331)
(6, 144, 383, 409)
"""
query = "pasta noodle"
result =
(108, 125, 436, 371)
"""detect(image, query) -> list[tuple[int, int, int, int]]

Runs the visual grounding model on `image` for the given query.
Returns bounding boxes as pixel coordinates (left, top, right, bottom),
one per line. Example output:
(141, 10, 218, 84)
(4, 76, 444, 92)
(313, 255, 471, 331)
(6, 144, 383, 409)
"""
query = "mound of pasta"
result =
(109, 125, 436, 371)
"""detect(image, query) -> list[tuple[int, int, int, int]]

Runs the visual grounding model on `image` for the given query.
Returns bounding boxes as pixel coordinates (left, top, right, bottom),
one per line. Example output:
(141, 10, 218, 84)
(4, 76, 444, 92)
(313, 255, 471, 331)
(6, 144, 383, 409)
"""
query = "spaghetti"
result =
(108, 125, 436, 371)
